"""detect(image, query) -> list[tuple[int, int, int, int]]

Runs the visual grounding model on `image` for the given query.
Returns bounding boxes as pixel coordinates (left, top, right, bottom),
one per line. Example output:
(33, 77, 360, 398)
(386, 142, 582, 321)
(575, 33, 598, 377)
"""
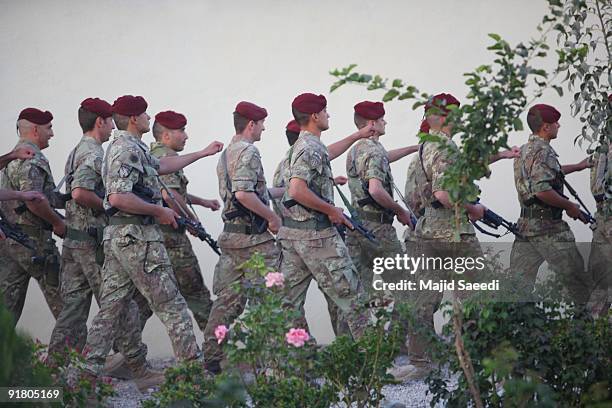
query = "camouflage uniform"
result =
(202, 139, 279, 363)
(0, 140, 62, 325)
(509, 134, 589, 303)
(278, 131, 367, 339)
(82, 130, 200, 375)
(402, 156, 426, 252)
(409, 130, 484, 365)
(48, 135, 109, 356)
(273, 153, 344, 335)
(129, 141, 213, 333)
(345, 138, 403, 293)
(587, 149, 611, 310)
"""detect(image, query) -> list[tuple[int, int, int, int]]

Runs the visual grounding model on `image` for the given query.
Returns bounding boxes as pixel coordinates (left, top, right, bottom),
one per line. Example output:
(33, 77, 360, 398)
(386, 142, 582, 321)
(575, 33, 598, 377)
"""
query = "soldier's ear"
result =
(95, 116, 105, 129)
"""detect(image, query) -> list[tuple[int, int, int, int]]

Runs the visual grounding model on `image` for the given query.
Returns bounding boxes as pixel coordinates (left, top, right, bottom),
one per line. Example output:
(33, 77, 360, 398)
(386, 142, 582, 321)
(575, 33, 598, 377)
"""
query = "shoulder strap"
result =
(418, 142, 430, 183)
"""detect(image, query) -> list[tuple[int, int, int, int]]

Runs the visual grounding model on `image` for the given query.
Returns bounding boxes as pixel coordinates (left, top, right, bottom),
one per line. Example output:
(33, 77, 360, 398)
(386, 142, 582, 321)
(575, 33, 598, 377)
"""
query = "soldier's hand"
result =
(200, 141, 224, 158)
(467, 203, 486, 221)
(357, 123, 376, 139)
(267, 214, 282, 234)
(327, 206, 353, 229)
(202, 199, 220, 211)
(396, 209, 413, 227)
(53, 221, 66, 239)
(0, 226, 6, 240)
(17, 191, 46, 202)
(565, 202, 585, 222)
(156, 207, 179, 229)
(577, 157, 593, 170)
(501, 146, 520, 159)
(12, 145, 36, 160)
(333, 176, 348, 185)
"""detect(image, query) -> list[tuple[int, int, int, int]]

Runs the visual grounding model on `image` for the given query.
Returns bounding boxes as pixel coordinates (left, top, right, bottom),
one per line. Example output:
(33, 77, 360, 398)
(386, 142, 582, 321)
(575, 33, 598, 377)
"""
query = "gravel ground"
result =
(103, 357, 454, 408)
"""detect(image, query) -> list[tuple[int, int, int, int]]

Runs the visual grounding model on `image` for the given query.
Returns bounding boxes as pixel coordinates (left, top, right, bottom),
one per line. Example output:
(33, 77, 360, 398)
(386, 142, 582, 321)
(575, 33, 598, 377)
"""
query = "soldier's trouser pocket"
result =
(132, 241, 178, 305)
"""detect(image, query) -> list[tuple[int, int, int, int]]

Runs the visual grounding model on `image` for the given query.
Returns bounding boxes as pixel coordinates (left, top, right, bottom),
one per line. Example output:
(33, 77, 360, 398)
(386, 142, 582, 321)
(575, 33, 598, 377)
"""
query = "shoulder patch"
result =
(119, 164, 132, 178)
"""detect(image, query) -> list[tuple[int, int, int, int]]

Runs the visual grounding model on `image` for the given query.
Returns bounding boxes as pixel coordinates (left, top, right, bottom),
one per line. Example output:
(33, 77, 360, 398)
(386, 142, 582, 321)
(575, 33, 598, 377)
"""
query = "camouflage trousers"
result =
(279, 230, 368, 340)
(0, 233, 62, 326)
(202, 239, 280, 363)
(134, 233, 213, 333)
(48, 245, 102, 356)
(405, 234, 483, 365)
(587, 212, 611, 313)
(510, 228, 590, 303)
(83, 237, 200, 374)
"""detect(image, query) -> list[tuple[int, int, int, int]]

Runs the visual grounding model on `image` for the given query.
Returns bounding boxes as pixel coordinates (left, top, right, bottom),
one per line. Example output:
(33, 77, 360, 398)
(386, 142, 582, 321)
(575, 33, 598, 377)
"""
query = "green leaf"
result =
(488, 33, 501, 41)
(513, 118, 524, 131)
(392, 79, 403, 88)
(552, 85, 564, 97)
(382, 89, 400, 102)
(330, 80, 346, 93)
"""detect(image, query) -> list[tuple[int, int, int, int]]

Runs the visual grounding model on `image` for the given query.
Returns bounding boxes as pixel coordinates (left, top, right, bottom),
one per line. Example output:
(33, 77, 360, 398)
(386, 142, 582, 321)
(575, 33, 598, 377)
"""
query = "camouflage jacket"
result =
(216, 138, 273, 249)
(278, 131, 337, 240)
(150, 141, 192, 246)
(102, 130, 164, 242)
(414, 130, 474, 239)
(346, 138, 393, 214)
(514, 134, 568, 236)
(0, 140, 59, 230)
(272, 152, 290, 219)
(64, 135, 107, 249)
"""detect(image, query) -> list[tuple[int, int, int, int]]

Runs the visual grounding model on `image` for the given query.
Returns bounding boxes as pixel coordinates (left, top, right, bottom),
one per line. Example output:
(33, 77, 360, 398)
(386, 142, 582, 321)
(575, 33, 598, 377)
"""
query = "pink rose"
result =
(215, 325, 228, 344)
(265, 272, 285, 288)
(285, 328, 310, 347)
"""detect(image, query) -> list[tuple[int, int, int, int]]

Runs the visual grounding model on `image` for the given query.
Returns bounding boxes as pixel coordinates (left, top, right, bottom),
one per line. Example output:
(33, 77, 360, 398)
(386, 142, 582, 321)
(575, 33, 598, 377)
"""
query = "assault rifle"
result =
(106, 184, 221, 255)
(562, 178, 596, 228)
(0, 209, 36, 251)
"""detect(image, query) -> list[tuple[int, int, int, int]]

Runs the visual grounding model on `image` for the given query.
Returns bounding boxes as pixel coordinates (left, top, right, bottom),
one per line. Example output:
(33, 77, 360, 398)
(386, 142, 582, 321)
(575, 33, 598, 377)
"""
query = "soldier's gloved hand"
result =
(12, 145, 36, 160)
(200, 141, 224, 158)
(17, 191, 46, 202)
(156, 207, 179, 229)
(467, 203, 486, 222)
(327, 206, 353, 230)
(333, 176, 348, 185)
(53, 221, 66, 239)
(565, 202, 586, 222)
(267, 214, 281, 234)
(396, 209, 413, 227)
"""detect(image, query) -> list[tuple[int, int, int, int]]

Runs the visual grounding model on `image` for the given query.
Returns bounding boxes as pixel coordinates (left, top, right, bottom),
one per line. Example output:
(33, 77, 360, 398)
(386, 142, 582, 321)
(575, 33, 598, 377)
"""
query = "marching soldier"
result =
(80, 95, 223, 390)
(202, 101, 282, 374)
(278, 92, 374, 341)
(345, 101, 417, 293)
(48, 98, 120, 359)
(0, 108, 65, 325)
(510, 103, 592, 303)
(133, 110, 218, 333)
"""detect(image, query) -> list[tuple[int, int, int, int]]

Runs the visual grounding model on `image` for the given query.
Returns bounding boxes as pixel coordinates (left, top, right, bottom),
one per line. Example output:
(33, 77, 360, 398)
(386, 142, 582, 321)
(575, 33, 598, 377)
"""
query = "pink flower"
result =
(215, 325, 228, 344)
(265, 272, 285, 288)
(285, 328, 310, 347)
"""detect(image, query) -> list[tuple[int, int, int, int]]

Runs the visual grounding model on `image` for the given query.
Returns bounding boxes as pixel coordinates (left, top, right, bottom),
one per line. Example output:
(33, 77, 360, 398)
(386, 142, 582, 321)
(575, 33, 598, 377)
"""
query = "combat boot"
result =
(130, 363, 166, 392)
(102, 353, 134, 380)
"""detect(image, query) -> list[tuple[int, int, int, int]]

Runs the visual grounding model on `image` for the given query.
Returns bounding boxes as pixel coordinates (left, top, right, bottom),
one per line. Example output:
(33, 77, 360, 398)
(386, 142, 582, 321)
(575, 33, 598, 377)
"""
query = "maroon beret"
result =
(235, 101, 268, 121)
(419, 119, 430, 133)
(112, 95, 148, 116)
(354, 101, 385, 120)
(425, 93, 460, 114)
(292, 93, 327, 114)
(81, 98, 112, 118)
(286, 119, 301, 134)
(18, 108, 53, 125)
(155, 110, 187, 129)
(528, 104, 561, 124)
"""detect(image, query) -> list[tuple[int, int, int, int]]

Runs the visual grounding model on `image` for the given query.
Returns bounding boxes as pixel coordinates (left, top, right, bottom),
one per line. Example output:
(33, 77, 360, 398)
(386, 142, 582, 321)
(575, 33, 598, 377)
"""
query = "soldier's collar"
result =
(529, 134, 550, 144)
(429, 129, 450, 139)
(17, 139, 41, 154)
(81, 134, 101, 145)
(150, 141, 173, 152)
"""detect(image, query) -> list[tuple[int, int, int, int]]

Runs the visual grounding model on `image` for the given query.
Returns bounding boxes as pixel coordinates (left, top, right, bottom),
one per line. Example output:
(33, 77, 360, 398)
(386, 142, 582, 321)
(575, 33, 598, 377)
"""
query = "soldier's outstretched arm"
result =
(287, 178, 352, 229)
(72, 188, 104, 211)
(561, 157, 592, 175)
(0, 146, 35, 170)
(0, 189, 45, 202)
(108, 192, 179, 228)
(185, 193, 220, 211)
(534, 189, 584, 220)
(490, 146, 520, 163)
(327, 123, 375, 160)
(158, 141, 224, 175)
(162, 187, 197, 219)
(433, 190, 486, 221)
(387, 144, 419, 163)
